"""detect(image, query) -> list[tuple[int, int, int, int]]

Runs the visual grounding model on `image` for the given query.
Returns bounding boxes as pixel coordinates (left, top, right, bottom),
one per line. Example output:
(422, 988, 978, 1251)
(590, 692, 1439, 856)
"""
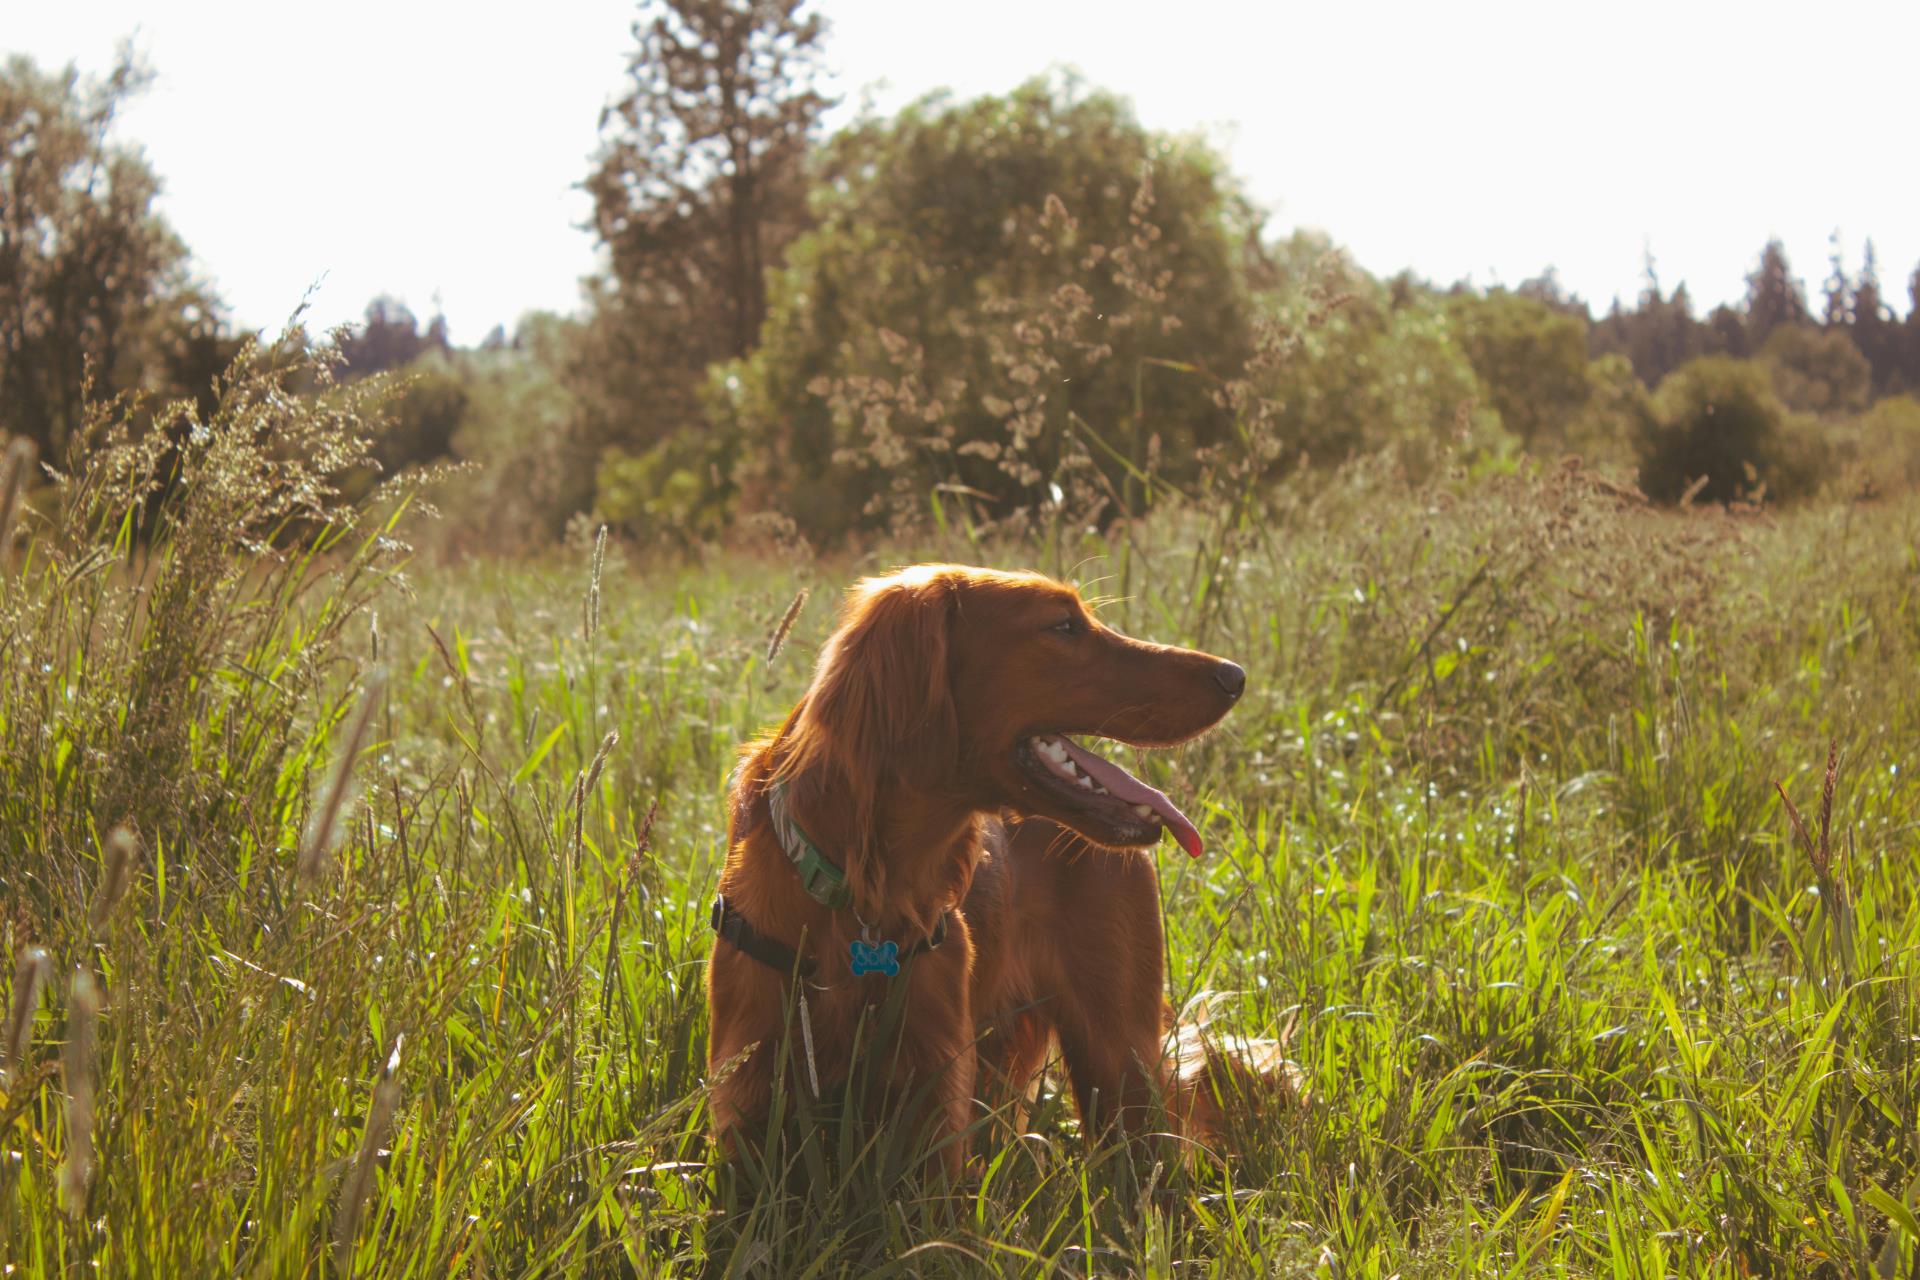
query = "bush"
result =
(1636, 356, 1796, 503)
(1758, 324, 1872, 416)
(379, 355, 467, 471)
(1824, 394, 1920, 498)
(420, 315, 599, 553)
(1251, 241, 1505, 473)
(594, 433, 731, 548)
(1559, 352, 1654, 471)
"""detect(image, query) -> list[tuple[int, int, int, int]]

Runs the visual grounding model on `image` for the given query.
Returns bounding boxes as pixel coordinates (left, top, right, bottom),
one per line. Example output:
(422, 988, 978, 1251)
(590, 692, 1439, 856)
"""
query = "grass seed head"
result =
(584, 730, 619, 794)
(1776, 741, 1845, 888)
(0, 437, 38, 574)
(1818, 738, 1838, 875)
(585, 524, 607, 643)
(61, 968, 101, 1219)
(299, 672, 386, 881)
(89, 825, 139, 930)
(1774, 781, 1815, 865)
(334, 1034, 405, 1272)
(765, 588, 808, 666)
(3, 945, 51, 1084)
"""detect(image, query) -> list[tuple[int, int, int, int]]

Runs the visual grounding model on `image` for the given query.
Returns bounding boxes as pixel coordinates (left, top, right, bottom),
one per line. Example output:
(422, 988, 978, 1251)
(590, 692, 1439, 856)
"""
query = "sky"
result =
(9, 0, 1916, 344)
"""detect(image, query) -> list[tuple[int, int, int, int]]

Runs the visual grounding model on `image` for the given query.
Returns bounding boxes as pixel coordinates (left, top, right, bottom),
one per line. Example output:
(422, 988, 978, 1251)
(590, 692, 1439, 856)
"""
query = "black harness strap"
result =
(709, 894, 950, 980)
(905, 911, 950, 962)
(711, 895, 815, 978)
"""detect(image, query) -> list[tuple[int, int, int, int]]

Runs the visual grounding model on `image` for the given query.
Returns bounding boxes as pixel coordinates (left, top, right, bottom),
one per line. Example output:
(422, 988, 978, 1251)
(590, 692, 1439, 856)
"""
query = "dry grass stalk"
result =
(334, 1034, 405, 1274)
(299, 673, 386, 881)
(1817, 738, 1838, 877)
(89, 826, 139, 930)
(584, 730, 619, 795)
(61, 969, 101, 1218)
(765, 588, 808, 666)
(0, 437, 37, 574)
(585, 524, 607, 643)
(3, 946, 52, 1086)
(425, 622, 459, 679)
(1775, 740, 1840, 878)
(569, 773, 588, 865)
(634, 795, 658, 861)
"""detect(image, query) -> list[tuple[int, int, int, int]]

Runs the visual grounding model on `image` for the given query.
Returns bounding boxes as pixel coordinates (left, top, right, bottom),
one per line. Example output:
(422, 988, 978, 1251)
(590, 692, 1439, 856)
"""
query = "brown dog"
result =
(706, 565, 1246, 1177)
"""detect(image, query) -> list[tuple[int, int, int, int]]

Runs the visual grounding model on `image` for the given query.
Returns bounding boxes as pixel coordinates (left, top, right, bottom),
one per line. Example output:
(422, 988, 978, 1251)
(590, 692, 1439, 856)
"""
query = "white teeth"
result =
(1031, 734, 1116, 799)
(1133, 803, 1155, 818)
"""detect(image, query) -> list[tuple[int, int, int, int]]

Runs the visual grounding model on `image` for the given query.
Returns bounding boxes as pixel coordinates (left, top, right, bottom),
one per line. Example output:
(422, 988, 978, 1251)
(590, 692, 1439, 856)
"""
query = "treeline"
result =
(6, 14, 1920, 553)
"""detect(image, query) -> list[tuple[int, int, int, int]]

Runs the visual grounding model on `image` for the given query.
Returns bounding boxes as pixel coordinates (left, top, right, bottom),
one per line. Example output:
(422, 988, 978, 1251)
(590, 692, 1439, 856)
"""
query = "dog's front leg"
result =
(906, 931, 977, 1183)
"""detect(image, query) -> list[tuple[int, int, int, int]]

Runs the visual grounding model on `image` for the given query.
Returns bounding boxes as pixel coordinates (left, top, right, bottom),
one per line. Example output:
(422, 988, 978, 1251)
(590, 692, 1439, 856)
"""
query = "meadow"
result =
(3, 349, 1920, 1278)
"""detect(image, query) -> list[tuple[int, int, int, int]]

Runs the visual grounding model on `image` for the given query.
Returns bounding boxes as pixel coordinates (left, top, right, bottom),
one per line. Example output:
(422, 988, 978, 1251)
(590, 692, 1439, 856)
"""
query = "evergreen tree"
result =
(1851, 240, 1896, 393)
(1515, 267, 1591, 320)
(1821, 230, 1850, 328)
(1905, 264, 1920, 392)
(1588, 250, 1705, 386)
(1744, 239, 1810, 347)
(1705, 304, 1750, 360)
(335, 296, 451, 379)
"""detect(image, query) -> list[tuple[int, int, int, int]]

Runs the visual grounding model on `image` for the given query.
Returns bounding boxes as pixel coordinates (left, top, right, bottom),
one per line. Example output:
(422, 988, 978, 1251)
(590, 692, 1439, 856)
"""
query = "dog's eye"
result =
(1050, 616, 1083, 637)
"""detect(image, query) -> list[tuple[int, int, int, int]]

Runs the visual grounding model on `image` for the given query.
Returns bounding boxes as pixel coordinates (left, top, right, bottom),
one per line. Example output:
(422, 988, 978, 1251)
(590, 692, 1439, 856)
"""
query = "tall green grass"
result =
(4, 362, 1920, 1276)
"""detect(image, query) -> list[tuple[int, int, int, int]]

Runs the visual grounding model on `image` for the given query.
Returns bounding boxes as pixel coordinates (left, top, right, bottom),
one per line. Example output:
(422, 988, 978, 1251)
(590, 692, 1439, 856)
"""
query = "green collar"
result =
(768, 779, 849, 908)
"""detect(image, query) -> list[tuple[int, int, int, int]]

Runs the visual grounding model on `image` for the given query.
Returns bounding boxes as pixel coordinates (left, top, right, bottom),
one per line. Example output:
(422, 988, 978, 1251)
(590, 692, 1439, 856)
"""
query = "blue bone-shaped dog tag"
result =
(849, 938, 900, 977)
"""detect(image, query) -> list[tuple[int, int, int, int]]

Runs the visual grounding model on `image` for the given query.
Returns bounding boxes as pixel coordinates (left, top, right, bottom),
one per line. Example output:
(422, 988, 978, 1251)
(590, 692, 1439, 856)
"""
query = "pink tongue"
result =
(1058, 738, 1205, 858)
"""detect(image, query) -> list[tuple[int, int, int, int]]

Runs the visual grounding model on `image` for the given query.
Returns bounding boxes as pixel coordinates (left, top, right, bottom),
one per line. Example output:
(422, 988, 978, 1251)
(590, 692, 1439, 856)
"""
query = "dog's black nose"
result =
(1212, 661, 1246, 700)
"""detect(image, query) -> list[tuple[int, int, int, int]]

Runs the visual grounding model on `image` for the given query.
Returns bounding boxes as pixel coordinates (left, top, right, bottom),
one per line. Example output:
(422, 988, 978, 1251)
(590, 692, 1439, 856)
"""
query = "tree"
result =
(1821, 230, 1850, 329)
(1850, 240, 1897, 394)
(1905, 265, 1920, 393)
(575, 0, 831, 535)
(1446, 289, 1591, 448)
(1514, 267, 1591, 320)
(719, 76, 1267, 540)
(0, 52, 196, 460)
(335, 296, 451, 379)
(586, 0, 830, 365)
(1743, 239, 1810, 347)
(1704, 303, 1751, 361)
(1588, 251, 1706, 387)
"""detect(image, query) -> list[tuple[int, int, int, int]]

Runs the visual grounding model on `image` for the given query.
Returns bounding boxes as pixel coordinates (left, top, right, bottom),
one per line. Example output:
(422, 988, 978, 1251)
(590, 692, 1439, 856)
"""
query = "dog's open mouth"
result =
(1016, 734, 1204, 857)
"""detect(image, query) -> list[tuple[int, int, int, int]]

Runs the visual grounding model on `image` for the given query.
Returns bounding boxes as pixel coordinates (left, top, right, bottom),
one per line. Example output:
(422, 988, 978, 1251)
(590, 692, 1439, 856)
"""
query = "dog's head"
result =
(790, 564, 1244, 857)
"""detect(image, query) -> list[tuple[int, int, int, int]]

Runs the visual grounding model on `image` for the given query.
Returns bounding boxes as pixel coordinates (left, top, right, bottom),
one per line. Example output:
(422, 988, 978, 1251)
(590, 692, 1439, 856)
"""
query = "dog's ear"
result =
(788, 569, 958, 907)
(802, 569, 958, 786)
